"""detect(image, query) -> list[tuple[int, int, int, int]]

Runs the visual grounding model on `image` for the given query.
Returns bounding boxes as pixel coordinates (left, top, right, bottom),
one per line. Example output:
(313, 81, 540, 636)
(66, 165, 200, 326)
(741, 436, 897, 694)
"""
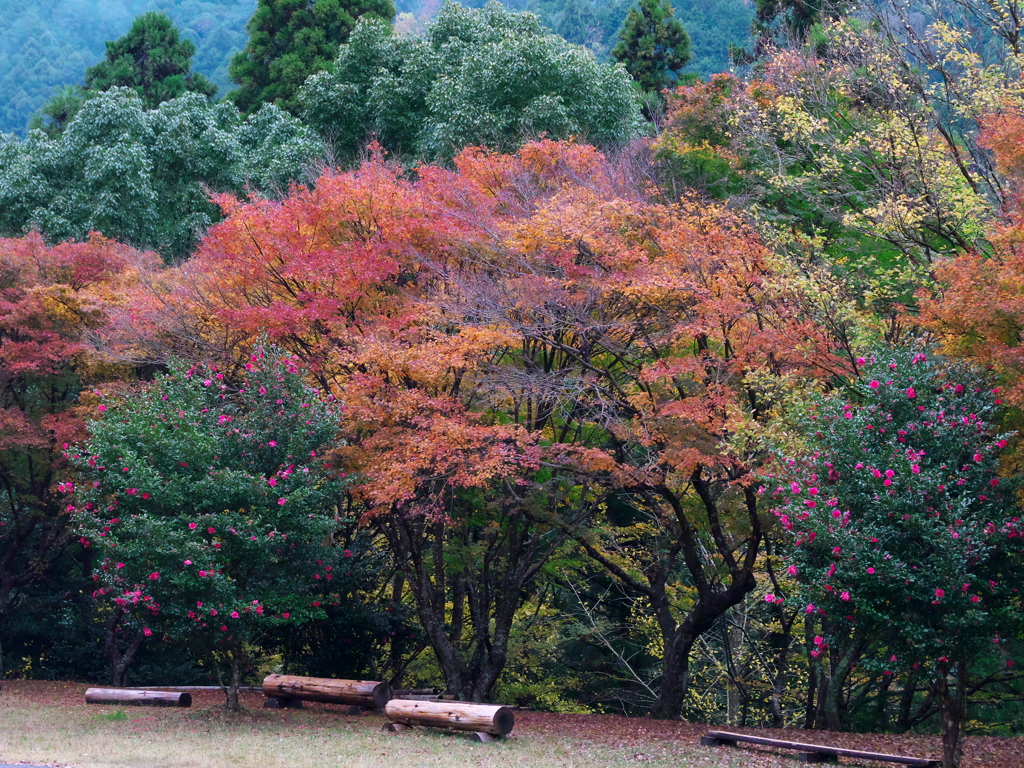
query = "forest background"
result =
(1, 1, 1023, 768)
(0, 0, 751, 135)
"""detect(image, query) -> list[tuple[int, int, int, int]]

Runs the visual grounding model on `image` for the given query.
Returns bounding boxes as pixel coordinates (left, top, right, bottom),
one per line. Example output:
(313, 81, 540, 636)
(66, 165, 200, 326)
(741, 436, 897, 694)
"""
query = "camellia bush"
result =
(770, 347, 1022, 768)
(68, 349, 350, 710)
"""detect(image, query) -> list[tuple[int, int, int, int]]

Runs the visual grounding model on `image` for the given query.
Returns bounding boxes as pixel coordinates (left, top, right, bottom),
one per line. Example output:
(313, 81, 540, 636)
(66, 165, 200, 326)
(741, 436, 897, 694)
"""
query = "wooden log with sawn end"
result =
(262, 674, 391, 709)
(85, 688, 192, 707)
(384, 699, 514, 737)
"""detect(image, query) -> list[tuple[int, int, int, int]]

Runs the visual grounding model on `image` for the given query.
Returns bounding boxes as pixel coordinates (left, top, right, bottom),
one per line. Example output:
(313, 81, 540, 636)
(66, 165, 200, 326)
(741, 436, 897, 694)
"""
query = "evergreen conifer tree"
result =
(611, 0, 691, 96)
(228, 0, 396, 117)
(85, 12, 217, 109)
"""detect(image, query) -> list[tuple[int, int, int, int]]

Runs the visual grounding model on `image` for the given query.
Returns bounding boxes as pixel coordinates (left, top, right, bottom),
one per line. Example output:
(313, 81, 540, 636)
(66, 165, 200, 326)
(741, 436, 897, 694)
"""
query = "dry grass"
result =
(2, 682, 1021, 768)
(0, 683, 782, 768)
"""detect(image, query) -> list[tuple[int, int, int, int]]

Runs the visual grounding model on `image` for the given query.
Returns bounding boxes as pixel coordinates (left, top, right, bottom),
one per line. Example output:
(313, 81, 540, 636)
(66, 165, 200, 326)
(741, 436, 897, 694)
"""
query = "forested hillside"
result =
(0, 0, 750, 136)
(1, 1, 1021, 767)
(0, 0, 256, 135)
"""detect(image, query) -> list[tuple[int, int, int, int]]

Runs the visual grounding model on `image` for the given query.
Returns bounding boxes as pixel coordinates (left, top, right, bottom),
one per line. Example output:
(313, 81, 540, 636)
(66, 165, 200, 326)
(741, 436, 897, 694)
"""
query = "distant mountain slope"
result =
(0, 0, 256, 135)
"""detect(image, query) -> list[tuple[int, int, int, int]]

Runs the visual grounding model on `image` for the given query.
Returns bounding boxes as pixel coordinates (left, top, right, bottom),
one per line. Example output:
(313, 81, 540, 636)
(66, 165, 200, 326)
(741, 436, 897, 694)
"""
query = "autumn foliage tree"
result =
(115, 138, 869, 712)
(0, 232, 154, 676)
(919, 107, 1024, 412)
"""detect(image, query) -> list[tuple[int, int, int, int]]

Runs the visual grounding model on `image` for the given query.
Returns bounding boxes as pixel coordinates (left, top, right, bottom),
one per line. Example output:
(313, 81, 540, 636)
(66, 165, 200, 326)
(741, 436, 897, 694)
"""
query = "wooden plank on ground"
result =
(704, 731, 940, 767)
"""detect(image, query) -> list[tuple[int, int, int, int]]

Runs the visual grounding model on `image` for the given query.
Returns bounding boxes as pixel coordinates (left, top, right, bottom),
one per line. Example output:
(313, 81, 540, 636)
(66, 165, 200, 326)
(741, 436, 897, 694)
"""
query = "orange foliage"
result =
(125, 140, 856, 517)
(919, 107, 1024, 408)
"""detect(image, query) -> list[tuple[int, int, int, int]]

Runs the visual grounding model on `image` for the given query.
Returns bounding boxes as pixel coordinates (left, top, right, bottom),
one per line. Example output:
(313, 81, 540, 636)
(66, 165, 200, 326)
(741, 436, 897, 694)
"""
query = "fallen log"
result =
(262, 674, 391, 709)
(384, 699, 514, 737)
(85, 688, 192, 707)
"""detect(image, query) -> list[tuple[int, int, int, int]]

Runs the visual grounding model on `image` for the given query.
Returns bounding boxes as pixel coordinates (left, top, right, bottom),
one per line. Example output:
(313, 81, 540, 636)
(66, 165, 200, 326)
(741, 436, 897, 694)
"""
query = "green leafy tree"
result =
(299, 2, 643, 161)
(772, 347, 1023, 767)
(611, 0, 691, 97)
(228, 0, 396, 117)
(0, 88, 323, 260)
(85, 12, 217, 109)
(70, 351, 351, 710)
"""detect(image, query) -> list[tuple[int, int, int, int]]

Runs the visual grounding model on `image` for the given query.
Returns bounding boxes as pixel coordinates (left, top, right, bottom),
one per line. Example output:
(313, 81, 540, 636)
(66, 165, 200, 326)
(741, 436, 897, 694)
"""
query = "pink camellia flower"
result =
(972, 595, 981, 603)
(282, 612, 291, 619)
(278, 498, 287, 505)
(184, 560, 193, 566)
(221, 625, 228, 632)
(832, 547, 841, 555)
(840, 591, 850, 601)
(808, 487, 819, 496)
(856, 357, 866, 365)
(974, 453, 983, 463)
(787, 565, 798, 576)
(869, 380, 880, 389)
(203, 380, 211, 387)
(231, 611, 239, 618)
(867, 567, 876, 574)
(143, 627, 152, 637)
(269, 440, 277, 447)
(116, 562, 125, 569)
(791, 482, 801, 493)
(189, 523, 198, 530)
(906, 387, 916, 399)
(884, 469, 895, 478)
(149, 572, 160, 580)
(911, 464, 921, 474)
(210, 609, 218, 616)
(207, 527, 216, 534)
(935, 588, 945, 599)
(198, 570, 206, 577)
(765, 593, 775, 602)
(805, 603, 815, 613)
(268, 478, 278, 487)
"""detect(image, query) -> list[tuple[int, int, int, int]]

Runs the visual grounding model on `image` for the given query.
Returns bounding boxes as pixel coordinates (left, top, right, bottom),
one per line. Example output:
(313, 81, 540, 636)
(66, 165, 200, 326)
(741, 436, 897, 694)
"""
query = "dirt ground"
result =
(1, 681, 1022, 768)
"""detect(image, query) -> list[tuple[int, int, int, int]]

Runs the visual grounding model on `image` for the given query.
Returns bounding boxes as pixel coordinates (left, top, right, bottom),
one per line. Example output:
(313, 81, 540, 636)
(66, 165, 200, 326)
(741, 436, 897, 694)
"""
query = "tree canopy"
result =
(227, 0, 396, 117)
(84, 12, 217, 109)
(611, 0, 691, 96)
(299, 2, 643, 161)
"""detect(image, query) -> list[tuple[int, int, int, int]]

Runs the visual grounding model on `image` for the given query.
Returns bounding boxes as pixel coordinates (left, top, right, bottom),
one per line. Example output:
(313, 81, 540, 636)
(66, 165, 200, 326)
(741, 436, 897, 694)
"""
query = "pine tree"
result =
(85, 12, 217, 109)
(228, 0, 396, 117)
(611, 0, 691, 96)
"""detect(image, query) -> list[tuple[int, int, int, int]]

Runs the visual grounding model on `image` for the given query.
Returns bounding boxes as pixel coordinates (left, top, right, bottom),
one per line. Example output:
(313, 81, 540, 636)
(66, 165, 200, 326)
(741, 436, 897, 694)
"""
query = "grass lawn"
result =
(0, 682, 1020, 768)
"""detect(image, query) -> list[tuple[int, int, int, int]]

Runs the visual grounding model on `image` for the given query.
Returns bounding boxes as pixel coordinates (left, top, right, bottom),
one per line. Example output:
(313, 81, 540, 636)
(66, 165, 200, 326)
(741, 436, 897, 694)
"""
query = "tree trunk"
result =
(103, 606, 146, 687)
(225, 653, 243, 713)
(936, 663, 967, 768)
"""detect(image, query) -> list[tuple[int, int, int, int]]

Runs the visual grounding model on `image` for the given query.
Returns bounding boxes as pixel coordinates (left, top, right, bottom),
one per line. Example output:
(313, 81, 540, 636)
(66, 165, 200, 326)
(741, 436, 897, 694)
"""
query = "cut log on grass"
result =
(262, 674, 391, 709)
(384, 699, 514, 737)
(85, 688, 192, 707)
